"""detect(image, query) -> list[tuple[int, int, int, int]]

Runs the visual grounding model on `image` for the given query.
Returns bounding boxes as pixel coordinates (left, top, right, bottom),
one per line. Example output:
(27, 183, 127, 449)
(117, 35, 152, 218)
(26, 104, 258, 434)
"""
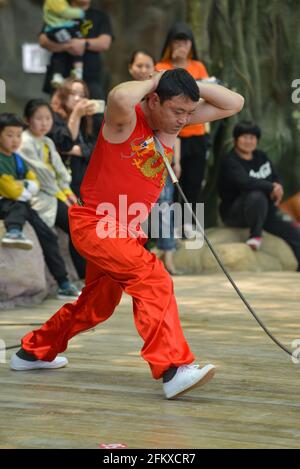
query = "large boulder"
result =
(202, 242, 258, 272)
(0, 222, 78, 308)
(173, 240, 203, 274)
(173, 227, 298, 274)
(0, 220, 47, 308)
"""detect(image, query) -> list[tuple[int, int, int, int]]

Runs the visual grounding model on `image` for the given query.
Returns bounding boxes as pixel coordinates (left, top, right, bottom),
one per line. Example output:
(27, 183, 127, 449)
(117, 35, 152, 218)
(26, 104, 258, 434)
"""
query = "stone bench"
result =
(173, 227, 298, 274)
(0, 220, 78, 309)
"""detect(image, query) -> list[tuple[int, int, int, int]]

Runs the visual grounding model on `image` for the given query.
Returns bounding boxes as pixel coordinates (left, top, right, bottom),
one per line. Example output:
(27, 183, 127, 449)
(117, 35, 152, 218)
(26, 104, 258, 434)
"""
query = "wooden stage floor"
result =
(1, 272, 300, 449)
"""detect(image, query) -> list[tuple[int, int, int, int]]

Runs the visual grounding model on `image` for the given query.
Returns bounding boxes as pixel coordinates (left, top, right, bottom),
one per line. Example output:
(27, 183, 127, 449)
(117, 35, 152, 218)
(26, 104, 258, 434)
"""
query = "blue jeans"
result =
(156, 176, 176, 251)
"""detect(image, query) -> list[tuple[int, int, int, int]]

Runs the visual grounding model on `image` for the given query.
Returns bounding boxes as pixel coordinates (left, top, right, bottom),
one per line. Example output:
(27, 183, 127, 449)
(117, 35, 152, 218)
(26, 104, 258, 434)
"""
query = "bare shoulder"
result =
(102, 106, 137, 144)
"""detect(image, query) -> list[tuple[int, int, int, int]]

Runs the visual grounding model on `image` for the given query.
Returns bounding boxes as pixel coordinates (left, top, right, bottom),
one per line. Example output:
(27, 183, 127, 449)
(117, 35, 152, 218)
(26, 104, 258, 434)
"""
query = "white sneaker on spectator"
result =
(71, 67, 83, 80)
(182, 223, 197, 239)
(51, 73, 65, 88)
(163, 364, 215, 399)
(246, 236, 262, 251)
(10, 353, 68, 371)
(1, 229, 33, 250)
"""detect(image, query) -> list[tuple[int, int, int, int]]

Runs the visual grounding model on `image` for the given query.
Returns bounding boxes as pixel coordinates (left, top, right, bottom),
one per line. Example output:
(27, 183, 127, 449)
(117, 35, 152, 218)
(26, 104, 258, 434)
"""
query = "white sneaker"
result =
(10, 353, 68, 371)
(163, 364, 215, 399)
(246, 236, 262, 251)
(2, 230, 33, 250)
(71, 67, 83, 80)
(182, 223, 196, 239)
(51, 73, 65, 88)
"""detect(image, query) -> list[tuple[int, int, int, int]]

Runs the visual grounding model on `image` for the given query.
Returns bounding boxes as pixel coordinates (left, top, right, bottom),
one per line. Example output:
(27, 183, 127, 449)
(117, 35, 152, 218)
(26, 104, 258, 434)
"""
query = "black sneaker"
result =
(57, 282, 80, 300)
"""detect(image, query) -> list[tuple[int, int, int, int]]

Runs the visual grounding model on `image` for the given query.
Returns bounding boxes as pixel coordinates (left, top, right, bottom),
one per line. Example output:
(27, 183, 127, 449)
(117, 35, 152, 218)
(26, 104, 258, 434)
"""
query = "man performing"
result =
(11, 69, 244, 399)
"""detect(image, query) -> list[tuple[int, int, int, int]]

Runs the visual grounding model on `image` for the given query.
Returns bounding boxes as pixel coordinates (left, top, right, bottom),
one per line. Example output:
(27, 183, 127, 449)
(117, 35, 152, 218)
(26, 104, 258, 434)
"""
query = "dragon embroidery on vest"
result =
(129, 136, 173, 187)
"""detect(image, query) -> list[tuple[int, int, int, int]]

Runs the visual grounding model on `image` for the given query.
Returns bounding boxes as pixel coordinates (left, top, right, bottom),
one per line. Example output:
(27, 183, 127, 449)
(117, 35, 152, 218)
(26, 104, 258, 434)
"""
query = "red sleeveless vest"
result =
(80, 104, 173, 225)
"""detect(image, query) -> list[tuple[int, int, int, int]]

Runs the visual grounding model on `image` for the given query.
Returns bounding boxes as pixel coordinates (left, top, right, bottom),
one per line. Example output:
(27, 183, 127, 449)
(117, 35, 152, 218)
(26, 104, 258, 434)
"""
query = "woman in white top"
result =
(20, 99, 85, 280)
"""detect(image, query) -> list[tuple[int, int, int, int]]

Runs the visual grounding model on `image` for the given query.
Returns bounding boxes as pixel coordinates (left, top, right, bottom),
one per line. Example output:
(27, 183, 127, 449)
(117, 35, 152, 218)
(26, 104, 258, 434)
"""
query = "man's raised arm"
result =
(189, 82, 245, 124)
(103, 72, 163, 143)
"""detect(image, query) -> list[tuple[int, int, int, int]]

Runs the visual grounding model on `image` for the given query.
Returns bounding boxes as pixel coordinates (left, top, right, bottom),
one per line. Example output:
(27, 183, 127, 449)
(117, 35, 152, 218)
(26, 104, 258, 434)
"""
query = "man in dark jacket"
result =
(39, 0, 114, 98)
(218, 121, 300, 269)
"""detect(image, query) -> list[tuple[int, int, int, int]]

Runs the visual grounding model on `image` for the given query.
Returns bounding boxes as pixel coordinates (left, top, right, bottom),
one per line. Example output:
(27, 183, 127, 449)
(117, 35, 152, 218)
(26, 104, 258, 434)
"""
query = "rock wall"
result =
(0, 220, 47, 308)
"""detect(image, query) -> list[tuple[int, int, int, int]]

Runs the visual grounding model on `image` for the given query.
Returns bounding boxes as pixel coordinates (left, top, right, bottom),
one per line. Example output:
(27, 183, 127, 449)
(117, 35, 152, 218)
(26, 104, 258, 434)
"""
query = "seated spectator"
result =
(48, 78, 98, 197)
(43, 0, 86, 87)
(218, 121, 300, 269)
(39, 0, 114, 98)
(0, 112, 80, 299)
(19, 99, 86, 280)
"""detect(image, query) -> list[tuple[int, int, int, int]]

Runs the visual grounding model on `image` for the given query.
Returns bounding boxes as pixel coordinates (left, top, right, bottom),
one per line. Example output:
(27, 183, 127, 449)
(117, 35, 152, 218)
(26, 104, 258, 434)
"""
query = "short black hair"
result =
(233, 121, 261, 140)
(129, 49, 156, 66)
(0, 113, 25, 135)
(156, 68, 200, 104)
(24, 98, 53, 121)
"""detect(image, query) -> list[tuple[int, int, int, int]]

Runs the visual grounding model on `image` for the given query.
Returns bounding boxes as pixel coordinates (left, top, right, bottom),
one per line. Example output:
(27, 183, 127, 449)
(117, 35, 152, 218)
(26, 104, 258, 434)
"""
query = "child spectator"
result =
(43, 0, 85, 86)
(19, 99, 86, 280)
(0, 113, 80, 299)
(40, 0, 114, 98)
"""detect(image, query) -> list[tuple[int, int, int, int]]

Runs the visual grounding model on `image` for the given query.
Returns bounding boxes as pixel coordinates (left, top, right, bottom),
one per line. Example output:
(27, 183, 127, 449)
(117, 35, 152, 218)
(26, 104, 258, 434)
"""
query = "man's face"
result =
(0, 126, 23, 155)
(28, 106, 53, 138)
(235, 133, 258, 154)
(66, 82, 87, 112)
(149, 95, 198, 134)
(171, 39, 192, 61)
(129, 53, 155, 81)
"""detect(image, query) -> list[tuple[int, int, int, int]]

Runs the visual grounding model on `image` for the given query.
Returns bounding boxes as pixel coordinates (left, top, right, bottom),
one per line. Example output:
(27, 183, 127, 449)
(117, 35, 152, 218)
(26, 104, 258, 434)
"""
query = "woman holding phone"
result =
(48, 78, 100, 198)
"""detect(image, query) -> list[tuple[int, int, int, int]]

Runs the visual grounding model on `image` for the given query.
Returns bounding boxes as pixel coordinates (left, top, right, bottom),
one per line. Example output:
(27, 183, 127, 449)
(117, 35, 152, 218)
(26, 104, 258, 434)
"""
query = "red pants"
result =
(21, 205, 194, 379)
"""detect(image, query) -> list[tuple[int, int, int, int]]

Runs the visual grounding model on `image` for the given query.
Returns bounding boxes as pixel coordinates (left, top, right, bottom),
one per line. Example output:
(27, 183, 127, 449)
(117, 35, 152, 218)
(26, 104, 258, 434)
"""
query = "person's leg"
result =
(46, 39, 69, 87)
(50, 54, 68, 78)
(55, 200, 86, 279)
(26, 206, 69, 285)
(86, 80, 105, 100)
(156, 177, 177, 274)
(69, 206, 195, 380)
(180, 135, 208, 213)
(13, 206, 215, 397)
(19, 205, 195, 379)
(0, 199, 33, 249)
(223, 191, 269, 238)
(243, 191, 269, 238)
(0, 199, 27, 230)
(264, 208, 300, 270)
(20, 260, 123, 361)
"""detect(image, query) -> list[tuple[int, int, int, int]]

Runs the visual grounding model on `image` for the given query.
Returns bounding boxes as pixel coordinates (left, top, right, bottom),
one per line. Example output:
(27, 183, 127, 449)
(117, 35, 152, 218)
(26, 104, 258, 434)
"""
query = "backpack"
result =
(13, 153, 26, 180)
